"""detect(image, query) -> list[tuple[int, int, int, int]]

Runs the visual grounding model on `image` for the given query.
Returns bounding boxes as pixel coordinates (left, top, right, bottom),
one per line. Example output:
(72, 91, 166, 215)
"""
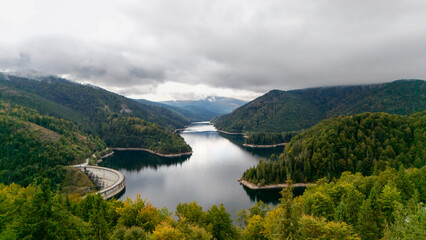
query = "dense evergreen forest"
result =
(0, 102, 105, 187)
(0, 73, 191, 154)
(214, 80, 425, 144)
(101, 116, 191, 154)
(242, 111, 425, 185)
(244, 132, 298, 145)
(0, 166, 424, 239)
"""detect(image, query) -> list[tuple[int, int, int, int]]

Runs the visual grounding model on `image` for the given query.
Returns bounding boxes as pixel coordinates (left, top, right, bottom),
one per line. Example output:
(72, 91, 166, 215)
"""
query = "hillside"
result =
(0, 73, 190, 130)
(0, 73, 191, 154)
(214, 80, 426, 135)
(242, 111, 426, 185)
(136, 98, 218, 122)
(0, 102, 105, 187)
(160, 96, 247, 121)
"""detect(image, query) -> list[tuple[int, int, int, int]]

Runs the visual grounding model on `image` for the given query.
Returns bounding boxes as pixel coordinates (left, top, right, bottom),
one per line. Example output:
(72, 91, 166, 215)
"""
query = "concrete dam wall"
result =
(79, 166, 126, 199)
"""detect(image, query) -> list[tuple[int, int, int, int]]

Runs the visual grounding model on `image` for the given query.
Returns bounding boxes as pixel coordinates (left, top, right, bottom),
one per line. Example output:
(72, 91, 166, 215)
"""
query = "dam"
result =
(78, 165, 126, 199)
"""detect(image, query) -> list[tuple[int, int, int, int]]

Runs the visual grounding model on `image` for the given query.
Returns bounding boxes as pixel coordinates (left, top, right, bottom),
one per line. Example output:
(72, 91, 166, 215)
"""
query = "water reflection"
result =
(100, 122, 287, 219)
(241, 185, 307, 205)
(100, 151, 191, 172)
(217, 132, 285, 159)
(241, 185, 282, 204)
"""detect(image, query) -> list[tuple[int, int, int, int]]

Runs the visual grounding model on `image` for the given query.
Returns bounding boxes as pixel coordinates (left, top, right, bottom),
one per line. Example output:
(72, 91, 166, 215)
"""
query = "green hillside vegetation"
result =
(61, 167, 98, 195)
(0, 73, 191, 154)
(244, 131, 298, 145)
(0, 74, 189, 130)
(242, 111, 425, 185)
(214, 80, 425, 144)
(1, 166, 424, 239)
(0, 102, 105, 187)
(101, 116, 191, 154)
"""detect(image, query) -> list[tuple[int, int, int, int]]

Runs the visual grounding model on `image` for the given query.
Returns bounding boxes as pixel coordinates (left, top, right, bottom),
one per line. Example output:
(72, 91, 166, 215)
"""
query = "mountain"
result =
(135, 98, 217, 122)
(214, 80, 426, 134)
(0, 102, 105, 187)
(0, 73, 190, 129)
(159, 96, 247, 121)
(241, 110, 426, 185)
(0, 72, 191, 154)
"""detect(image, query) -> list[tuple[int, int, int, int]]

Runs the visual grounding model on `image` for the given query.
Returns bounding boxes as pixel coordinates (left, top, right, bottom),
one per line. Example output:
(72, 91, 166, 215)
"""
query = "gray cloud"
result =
(1, 0, 425, 99)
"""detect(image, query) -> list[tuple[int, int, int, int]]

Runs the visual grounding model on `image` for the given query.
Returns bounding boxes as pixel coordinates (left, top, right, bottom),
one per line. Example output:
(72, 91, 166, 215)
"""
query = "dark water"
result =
(100, 122, 291, 218)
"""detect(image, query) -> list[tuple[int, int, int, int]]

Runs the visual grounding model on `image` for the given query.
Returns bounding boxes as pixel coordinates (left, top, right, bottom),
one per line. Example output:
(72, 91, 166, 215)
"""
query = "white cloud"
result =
(1, 0, 426, 100)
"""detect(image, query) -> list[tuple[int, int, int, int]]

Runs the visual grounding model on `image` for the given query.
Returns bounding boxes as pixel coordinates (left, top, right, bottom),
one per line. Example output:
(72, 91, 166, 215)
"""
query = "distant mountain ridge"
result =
(136, 96, 247, 121)
(161, 96, 246, 114)
(213, 79, 426, 133)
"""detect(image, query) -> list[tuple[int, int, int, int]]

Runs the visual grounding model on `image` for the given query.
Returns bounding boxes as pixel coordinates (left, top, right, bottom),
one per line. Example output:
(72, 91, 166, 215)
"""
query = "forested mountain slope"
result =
(0, 73, 189, 130)
(0, 102, 105, 187)
(242, 111, 426, 185)
(214, 80, 425, 133)
(0, 73, 191, 154)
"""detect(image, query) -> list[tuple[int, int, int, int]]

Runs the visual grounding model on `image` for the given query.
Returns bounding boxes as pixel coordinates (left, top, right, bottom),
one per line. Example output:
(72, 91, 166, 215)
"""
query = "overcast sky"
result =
(1, 0, 425, 101)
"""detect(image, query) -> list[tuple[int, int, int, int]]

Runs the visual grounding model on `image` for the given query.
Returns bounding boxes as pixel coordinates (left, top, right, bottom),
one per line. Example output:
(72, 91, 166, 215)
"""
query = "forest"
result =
(242, 111, 425, 185)
(0, 101, 192, 189)
(0, 74, 192, 154)
(214, 80, 425, 142)
(0, 102, 105, 187)
(0, 166, 424, 239)
(100, 116, 191, 154)
(244, 132, 298, 145)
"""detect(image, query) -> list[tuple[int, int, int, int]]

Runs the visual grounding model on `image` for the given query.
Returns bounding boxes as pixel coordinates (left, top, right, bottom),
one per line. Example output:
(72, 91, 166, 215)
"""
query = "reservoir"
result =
(100, 122, 286, 218)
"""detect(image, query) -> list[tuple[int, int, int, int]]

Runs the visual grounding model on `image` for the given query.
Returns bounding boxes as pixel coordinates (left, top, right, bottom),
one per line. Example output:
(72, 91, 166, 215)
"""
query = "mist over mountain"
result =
(136, 96, 246, 122)
(0, 72, 191, 154)
(214, 79, 426, 134)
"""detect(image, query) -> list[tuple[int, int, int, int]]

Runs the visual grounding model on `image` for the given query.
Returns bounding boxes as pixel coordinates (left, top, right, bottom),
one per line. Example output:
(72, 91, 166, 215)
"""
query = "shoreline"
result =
(238, 178, 315, 190)
(215, 128, 286, 148)
(101, 151, 114, 159)
(216, 129, 246, 136)
(111, 148, 193, 158)
(243, 142, 286, 148)
(97, 151, 115, 163)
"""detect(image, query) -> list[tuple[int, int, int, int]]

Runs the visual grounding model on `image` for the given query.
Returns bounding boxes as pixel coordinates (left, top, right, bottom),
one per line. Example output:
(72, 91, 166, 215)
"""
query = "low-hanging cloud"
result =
(1, 0, 425, 100)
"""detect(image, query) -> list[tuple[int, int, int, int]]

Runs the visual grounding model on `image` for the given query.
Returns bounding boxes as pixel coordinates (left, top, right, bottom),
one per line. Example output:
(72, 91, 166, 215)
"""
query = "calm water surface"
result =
(100, 122, 286, 218)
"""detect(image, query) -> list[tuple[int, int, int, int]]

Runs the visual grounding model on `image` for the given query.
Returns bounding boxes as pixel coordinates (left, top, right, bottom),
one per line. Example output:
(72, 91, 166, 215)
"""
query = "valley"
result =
(0, 75, 424, 239)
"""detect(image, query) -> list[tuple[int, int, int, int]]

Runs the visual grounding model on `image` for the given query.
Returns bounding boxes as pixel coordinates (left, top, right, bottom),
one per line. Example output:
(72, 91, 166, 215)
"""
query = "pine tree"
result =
(357, 184, 383, 239)
(276, 179, 300, 240)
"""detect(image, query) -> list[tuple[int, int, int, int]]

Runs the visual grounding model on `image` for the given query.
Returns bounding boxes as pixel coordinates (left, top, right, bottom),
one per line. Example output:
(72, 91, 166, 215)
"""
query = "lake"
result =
(100, 122, 287, 218)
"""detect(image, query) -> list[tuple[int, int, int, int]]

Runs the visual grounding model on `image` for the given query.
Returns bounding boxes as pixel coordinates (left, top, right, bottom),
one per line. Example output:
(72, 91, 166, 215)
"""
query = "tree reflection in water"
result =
(100, 150, 191, 172)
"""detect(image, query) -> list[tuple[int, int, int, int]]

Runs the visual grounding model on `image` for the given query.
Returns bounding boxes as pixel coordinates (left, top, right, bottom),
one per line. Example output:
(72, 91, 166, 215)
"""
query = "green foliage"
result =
(383, 200, 426, 240)
(298, 215, 359, 240)
(215, 79, 426, 136)
(242, 215, 267, 240)
(245, 131, 297, 145)
(242, 111, 426, 185)
(303, 192, 335, 220)
(116, 195, 159, 232)
(1, 167, 424, 239)
(175, 201, 207, 227)
(101, 116, 191, 154)
(357, 184, 384, 240)
(206, 204, 237, 240)
(0, 102, 105, 186)
(0, 74, 191, 154)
